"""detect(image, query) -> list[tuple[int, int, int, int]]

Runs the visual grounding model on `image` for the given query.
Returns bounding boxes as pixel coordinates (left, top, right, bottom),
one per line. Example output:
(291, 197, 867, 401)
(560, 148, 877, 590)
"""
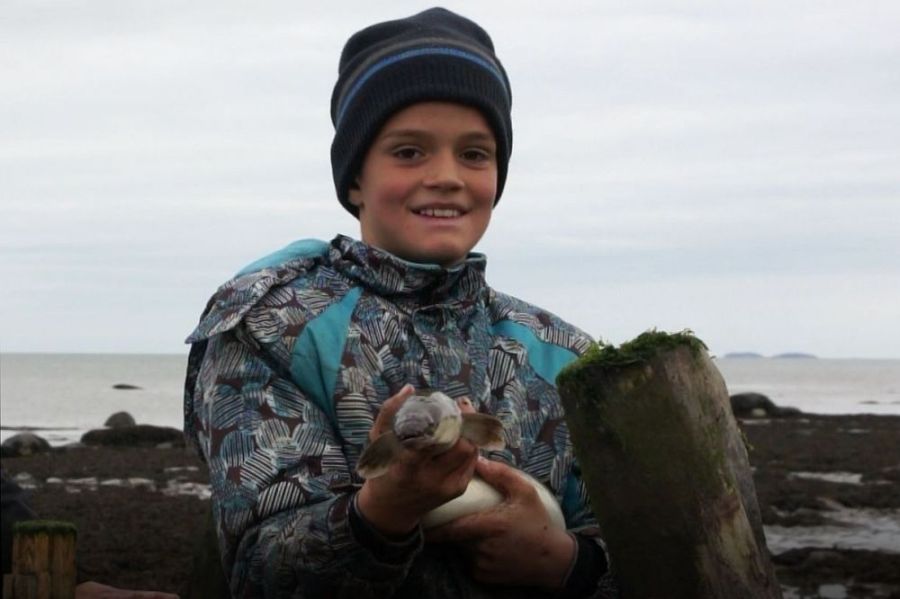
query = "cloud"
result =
(1, 0, 899, 357)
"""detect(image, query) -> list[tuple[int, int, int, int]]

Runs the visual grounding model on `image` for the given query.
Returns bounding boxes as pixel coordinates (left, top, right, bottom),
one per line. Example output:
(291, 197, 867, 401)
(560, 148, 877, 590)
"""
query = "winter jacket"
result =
(184, 234, 616, 598)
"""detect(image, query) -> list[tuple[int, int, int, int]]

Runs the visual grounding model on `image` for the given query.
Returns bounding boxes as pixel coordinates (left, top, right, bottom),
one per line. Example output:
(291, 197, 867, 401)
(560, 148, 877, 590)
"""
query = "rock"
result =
(770, 507, 830, 527)
(775, 406, 802, 417)
(730, 392, 802, 418)
(81, 425, 185, 448)
(804, 550, 844, 567)
(730, 392, 777, 417)
(112, 383, 142, 390)
(1, 432, 52, 457)
(104, 411, 137, 428)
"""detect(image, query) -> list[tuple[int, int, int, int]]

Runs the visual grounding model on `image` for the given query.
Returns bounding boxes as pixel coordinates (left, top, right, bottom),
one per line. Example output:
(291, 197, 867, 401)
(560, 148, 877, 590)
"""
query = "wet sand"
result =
(2, 413, 899, 598)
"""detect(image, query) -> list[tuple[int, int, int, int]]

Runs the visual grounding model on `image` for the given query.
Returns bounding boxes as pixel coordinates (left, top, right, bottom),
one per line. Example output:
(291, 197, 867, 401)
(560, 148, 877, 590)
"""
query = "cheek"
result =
(471, 172, 498, 206)
(369, 177, 417, 208)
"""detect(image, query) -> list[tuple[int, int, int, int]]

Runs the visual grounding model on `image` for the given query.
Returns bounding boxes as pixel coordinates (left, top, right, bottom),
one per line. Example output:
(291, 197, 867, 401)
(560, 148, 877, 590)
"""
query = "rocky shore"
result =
(2, 409, 899, 598)
(746, 413, 900, 598)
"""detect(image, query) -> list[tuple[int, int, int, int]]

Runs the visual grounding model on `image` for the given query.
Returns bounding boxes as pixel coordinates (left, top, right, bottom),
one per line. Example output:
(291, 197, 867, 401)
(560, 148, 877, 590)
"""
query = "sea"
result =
(1, 353, 898, 447)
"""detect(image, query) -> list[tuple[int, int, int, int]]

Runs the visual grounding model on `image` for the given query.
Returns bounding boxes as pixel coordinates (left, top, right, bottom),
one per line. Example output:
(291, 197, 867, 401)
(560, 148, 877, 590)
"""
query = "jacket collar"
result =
(328, 235, 488, 307)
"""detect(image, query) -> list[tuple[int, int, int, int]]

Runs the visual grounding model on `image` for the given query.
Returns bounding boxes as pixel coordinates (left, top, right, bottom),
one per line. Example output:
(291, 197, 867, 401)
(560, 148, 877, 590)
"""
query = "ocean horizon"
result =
(2, 352, 898, 446)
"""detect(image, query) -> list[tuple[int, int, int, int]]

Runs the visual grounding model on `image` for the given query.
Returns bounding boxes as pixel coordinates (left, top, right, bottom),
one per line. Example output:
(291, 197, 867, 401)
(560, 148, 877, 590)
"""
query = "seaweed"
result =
(12, 520, 77, 536)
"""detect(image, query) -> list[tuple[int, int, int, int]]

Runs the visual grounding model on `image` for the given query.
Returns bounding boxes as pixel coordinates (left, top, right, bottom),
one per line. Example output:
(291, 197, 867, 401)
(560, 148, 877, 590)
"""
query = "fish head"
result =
(393, 392, 462, 450)
(357, 391, 501, 479)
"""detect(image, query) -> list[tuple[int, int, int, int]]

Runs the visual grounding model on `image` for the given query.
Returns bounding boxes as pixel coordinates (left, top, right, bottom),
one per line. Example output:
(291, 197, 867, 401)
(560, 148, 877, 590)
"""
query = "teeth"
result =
(418, 207, 461, 218)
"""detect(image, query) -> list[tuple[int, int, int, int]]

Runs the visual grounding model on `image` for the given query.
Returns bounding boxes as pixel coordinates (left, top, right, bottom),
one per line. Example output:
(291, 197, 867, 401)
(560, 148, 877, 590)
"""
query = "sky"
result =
(2, 0, 899, 359)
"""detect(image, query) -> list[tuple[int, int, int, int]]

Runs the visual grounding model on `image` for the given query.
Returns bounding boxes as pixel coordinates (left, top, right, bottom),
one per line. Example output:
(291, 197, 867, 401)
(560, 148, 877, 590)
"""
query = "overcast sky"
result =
(2, 0, 899, 358)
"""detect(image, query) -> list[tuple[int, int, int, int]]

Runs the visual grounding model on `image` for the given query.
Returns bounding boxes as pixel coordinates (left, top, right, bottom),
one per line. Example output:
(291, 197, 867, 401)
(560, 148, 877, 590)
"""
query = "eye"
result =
(392, 146, 423, 160)
(460, 148, 493, 164)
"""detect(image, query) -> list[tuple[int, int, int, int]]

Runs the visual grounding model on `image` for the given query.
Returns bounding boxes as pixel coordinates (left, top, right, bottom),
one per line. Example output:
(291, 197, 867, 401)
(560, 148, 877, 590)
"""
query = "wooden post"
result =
(6, 521, 77, 599)
(557, 331, 782, 599)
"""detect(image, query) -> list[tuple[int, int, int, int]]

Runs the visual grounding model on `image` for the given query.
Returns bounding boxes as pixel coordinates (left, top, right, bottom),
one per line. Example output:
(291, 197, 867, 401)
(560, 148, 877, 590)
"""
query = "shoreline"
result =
(2, 413, 899, 597)
(4, 351, 898, 596)
(4, 404, 900, 447)
(0, 424, 184, 447)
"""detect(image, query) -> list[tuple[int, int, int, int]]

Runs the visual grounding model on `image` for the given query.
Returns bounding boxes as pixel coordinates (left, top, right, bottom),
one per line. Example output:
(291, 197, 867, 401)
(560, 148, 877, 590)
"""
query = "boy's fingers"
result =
(426, 512, 493, 543)
(456, 396, 476, 414)
(370, 384, 415, 440)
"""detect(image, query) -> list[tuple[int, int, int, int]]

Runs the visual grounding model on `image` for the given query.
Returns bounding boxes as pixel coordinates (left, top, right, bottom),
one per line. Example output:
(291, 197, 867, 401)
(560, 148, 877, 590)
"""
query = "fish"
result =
(420, 468, 567, 530)
(357, 390, 567, 530)
(357, 391, 505, 478)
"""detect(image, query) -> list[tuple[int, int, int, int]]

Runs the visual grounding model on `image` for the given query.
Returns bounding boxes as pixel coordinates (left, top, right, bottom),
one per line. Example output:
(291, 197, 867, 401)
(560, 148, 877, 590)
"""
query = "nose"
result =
(423, 149, 464, 191)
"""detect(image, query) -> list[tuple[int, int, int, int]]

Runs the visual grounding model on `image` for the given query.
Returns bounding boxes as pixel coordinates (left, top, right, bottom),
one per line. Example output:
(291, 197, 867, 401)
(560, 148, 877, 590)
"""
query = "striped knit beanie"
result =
(330, 7, 513, 217)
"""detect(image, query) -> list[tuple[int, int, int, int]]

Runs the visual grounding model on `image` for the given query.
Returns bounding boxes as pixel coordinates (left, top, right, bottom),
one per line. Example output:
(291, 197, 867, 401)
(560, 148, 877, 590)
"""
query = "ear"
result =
(348, 178, 363, 208)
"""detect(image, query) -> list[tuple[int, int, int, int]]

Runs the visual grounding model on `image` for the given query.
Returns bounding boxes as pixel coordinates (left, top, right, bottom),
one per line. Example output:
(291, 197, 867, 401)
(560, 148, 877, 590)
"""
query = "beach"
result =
(2, 412, 898, 598)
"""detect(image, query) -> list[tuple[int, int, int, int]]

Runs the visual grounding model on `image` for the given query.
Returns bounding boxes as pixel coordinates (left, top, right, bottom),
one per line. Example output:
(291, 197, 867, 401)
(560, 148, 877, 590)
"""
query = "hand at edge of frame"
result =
(76, 581, 179, 599)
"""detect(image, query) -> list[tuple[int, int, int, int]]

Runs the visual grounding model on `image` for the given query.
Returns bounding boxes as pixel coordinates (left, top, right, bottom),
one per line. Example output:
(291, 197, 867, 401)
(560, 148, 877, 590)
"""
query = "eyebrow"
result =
(379, 129, 495, 143)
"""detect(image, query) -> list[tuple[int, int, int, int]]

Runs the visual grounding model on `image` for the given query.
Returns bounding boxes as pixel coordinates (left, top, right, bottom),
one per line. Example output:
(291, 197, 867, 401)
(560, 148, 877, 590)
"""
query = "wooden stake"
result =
(557, 331, 782, 599)
(7, 521, 77, 599)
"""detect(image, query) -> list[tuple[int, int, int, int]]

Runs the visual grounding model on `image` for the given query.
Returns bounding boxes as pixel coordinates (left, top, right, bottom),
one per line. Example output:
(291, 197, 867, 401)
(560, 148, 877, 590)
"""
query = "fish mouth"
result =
(397, 425, 435, 444)
(400, 436, 437, 451)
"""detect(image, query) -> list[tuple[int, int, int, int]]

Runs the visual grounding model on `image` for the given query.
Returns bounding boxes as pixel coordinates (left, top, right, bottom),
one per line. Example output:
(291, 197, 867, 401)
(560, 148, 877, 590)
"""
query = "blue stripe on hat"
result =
(335, 46, 509, 126)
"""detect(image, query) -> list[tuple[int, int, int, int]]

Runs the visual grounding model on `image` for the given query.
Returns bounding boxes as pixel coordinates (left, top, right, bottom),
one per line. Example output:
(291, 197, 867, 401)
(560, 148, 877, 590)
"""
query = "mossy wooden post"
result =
(557, 331, 782, 599)
(5, 521, 77, 599)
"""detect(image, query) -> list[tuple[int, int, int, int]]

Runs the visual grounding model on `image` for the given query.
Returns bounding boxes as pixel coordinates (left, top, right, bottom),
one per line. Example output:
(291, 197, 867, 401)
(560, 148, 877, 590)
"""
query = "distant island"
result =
(722, 352, 818, 359)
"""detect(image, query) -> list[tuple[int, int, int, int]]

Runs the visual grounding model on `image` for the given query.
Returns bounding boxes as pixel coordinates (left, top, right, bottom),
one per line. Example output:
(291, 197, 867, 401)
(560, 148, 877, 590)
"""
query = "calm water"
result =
(714, 357, 900, 416)
(1, 353, 898, 446)
(1, 353, 187, 446)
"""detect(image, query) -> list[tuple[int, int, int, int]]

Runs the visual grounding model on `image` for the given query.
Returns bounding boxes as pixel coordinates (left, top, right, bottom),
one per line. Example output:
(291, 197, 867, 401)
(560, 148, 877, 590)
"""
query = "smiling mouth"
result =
(413, 207, 464, 218)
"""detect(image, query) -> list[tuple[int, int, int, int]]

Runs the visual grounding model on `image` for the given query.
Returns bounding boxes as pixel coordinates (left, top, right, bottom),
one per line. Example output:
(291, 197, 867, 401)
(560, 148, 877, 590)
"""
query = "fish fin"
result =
(357, 432, 402, 479)
(460, 413, 505, 450)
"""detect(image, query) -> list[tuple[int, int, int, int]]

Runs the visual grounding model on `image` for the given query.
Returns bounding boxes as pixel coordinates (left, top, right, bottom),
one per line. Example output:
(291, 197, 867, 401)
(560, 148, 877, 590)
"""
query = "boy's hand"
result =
(356, 384, 479, 536)
(425, 457, 576, 590)
(75, 581, 179, 599)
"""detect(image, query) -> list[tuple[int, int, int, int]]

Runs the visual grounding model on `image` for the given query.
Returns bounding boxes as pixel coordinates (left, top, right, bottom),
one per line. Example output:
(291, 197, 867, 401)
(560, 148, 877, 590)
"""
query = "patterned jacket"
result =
(184, 235, 616, 598)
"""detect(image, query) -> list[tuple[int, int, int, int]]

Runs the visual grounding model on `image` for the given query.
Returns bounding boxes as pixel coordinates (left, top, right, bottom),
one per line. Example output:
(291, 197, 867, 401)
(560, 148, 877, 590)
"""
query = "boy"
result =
(184, 8, 617, 598)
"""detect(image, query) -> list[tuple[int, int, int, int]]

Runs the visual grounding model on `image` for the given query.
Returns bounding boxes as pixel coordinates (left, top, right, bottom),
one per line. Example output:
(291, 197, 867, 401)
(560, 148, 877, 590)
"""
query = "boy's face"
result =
(349, 101, 498, 267)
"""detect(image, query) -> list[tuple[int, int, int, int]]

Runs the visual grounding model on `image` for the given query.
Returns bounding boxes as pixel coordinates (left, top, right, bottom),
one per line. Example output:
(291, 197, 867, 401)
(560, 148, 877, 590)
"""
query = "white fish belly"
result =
(420, 472, 567, 530)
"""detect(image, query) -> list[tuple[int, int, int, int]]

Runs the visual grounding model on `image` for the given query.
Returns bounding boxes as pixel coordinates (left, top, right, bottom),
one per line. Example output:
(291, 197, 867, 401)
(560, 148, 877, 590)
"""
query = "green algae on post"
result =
(12, 520, 77, 536)
(571, 329, 707, 370)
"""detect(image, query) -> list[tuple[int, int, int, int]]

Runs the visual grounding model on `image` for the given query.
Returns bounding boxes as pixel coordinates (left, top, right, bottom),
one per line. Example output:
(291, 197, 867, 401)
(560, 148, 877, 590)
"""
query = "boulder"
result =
(81, 425, 185, 448)
(104, 411, 137, 428)
(1, 432, 52, 457)
(730, 392, 801, 418)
